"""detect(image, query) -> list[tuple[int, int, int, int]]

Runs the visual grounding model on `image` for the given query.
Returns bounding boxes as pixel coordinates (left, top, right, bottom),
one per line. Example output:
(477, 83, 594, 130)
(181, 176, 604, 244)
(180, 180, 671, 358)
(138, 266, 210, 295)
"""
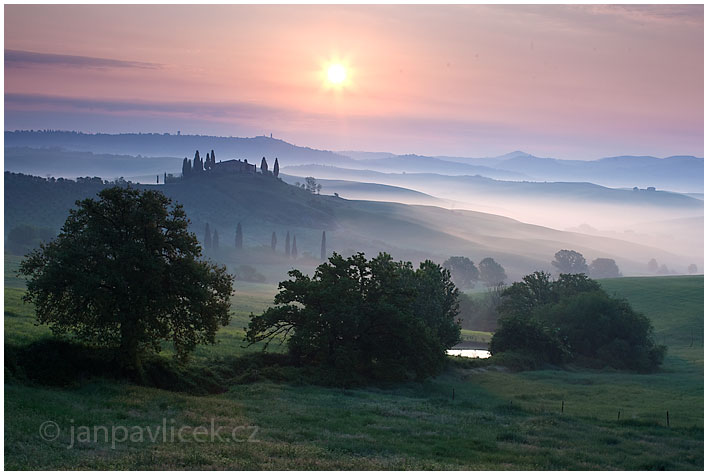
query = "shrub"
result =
(234, 264, 267, 283)
(490, 272, 665, 372)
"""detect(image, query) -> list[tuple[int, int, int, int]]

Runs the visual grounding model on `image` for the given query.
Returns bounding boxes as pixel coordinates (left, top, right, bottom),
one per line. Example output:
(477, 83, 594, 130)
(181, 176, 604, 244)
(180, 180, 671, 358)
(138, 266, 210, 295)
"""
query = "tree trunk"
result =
(119, 320, 144, 382)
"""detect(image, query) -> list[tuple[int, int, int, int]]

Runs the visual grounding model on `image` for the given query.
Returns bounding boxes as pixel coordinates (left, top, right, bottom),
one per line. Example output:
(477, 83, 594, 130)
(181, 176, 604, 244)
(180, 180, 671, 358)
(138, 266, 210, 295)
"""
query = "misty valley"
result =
(4, 130, 703, 470)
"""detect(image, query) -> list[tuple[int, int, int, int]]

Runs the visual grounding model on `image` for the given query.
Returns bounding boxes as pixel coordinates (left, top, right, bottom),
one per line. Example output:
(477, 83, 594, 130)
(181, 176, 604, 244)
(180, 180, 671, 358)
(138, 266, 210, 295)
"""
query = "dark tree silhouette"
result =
(212, 228, 219, 249)
(271, 231, 277, 252)
(321, 231, 326, 260)
(552, 249, 588, 274)
(182, 157, 190, 178)
(285, 231, 291, 257)
(245, 253, 460, 381)
(208, 149, 216, 170)
(260, 157, 268, 175)
(442, 256, 479, 289)
(235, 222, 243, 250)
(305, 176, 318, 193)
(491, 272, 664, 372)
(204, 223, 211, 250)
(292, 235, 298, 259)
(193, 150, 202, 173)
(19, 187, 233, 377)
(479, 257, 507, 286)
(273, 158, 280, 177)
(648, 258, 658, 273)
(589, 258, 621, 279)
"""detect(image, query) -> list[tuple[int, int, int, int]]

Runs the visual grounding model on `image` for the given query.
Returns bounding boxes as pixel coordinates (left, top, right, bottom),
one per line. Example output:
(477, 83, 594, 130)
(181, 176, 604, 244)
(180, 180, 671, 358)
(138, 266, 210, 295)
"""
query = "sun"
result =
(327, 63, 347, 85)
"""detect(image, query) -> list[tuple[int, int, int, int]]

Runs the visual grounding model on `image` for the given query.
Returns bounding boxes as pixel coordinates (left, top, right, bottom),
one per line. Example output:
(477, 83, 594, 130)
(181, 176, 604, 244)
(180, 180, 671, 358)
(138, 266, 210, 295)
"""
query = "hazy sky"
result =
(4, 4, 704, 159)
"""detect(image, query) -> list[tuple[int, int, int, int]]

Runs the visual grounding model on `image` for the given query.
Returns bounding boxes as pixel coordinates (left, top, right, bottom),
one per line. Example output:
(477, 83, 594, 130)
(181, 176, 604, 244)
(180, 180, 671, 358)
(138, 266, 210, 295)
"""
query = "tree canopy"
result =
(245, 252, 461, 382)
(490, 271, 664, 371)
(19, 186, 234, 378)
(478, 257, 507, 286)
(552, 249, 588, 274)
(442, 256, 479, 289)
(589, 258, 621, 279)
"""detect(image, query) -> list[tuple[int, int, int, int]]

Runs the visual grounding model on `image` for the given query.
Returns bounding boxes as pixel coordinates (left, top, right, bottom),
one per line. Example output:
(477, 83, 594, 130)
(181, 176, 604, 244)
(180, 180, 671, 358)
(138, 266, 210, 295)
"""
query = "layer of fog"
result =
(283, 166, 703, 269)
(5, 142, 702, 277)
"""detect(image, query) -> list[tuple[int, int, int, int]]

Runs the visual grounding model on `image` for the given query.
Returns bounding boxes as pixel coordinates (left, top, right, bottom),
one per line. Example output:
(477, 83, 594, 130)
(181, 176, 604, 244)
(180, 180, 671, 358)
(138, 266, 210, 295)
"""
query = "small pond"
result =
(446, 349, 491, 359)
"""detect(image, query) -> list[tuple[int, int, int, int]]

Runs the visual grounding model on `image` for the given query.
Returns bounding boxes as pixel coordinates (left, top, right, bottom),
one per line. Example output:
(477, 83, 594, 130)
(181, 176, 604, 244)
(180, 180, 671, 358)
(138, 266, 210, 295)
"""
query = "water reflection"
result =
(446, 349, 491, 359)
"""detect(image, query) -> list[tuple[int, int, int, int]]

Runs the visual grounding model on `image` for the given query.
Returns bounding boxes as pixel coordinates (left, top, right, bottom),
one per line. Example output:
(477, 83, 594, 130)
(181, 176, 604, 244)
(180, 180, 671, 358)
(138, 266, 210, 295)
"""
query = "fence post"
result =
(561, 400, 564, 414)
(666, 410, 670, 427)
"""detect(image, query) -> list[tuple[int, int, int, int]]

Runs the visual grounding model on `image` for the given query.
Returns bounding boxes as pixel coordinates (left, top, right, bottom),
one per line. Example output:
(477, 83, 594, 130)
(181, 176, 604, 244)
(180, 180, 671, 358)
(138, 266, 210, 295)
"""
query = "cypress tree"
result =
(213, 229, 219, 249)
(164, 172, 167, 184)
(271, 232, 277, 252)
(204, 223, 211, 250)
(194, 150, 202, 173)
(260, 157, 268, 174)
(321, 231, 326, 260)
(285, 231, 291, 257)
(291, 235, 298, 259)
(210, 150, 216, 169)
(235, 222, 243, 250)
(182, 157, 189, 178)
(273, 157, 280, 177)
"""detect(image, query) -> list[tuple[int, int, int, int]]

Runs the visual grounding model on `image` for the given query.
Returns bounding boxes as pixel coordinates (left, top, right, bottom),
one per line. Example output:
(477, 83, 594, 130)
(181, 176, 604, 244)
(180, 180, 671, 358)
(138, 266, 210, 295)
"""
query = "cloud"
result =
(3, 93, 515, 134)
(4, 50, 162, 70)
(586, 4, 704, 24)
(4, 93, 290, 121)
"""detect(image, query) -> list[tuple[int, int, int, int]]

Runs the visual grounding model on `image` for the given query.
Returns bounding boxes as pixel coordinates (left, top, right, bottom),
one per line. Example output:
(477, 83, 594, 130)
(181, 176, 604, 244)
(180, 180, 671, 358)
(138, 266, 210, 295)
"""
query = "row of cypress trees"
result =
(260, 157, 280, 177)
(202, 222, 326, 260)
(182, 150, 217, 177)
(181, 150, 281, 179)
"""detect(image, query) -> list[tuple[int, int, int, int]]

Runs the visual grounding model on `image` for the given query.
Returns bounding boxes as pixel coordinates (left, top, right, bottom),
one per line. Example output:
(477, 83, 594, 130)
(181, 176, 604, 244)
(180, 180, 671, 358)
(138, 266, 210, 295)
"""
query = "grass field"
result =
(4, 257, 704, 470)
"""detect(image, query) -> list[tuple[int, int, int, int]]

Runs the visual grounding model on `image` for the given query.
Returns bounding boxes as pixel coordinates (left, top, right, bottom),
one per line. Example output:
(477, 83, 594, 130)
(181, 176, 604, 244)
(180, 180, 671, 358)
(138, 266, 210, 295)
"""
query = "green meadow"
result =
(4, 256, 704, 470)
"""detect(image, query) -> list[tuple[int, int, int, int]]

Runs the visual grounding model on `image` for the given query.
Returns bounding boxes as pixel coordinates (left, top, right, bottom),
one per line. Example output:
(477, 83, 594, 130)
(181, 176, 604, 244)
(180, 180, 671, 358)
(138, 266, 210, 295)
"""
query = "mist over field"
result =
(5, 132, 703, 276)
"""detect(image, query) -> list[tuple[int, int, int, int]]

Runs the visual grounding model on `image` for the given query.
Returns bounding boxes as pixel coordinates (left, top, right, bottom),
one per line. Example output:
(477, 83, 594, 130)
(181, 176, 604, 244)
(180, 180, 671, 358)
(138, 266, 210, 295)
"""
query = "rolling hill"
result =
(7, 131, 702, 192)
(339, 149, 704, 192)
(5, 171, 696, 281)
(5, 131, 355, 167)
(281, 164, 703, 209)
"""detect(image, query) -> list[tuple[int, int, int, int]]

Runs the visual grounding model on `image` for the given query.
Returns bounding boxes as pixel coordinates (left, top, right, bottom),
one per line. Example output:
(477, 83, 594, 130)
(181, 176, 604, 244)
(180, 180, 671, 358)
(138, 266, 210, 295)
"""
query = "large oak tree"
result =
(20, 186, 234, 378)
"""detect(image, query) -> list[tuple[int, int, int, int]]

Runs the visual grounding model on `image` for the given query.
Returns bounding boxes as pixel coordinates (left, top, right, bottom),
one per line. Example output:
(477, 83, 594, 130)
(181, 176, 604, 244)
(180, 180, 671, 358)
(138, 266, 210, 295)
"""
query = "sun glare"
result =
(327, 64, 347, 84)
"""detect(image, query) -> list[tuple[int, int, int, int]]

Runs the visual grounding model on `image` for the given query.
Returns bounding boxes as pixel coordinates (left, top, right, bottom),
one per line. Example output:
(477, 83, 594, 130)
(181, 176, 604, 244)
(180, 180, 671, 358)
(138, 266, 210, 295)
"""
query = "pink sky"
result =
(4, 4, 704, 158)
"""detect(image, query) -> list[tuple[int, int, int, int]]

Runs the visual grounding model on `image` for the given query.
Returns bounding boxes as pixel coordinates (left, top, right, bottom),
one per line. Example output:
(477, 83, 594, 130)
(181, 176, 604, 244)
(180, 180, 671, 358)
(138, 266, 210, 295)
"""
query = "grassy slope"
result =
(4, 260, 704, 469)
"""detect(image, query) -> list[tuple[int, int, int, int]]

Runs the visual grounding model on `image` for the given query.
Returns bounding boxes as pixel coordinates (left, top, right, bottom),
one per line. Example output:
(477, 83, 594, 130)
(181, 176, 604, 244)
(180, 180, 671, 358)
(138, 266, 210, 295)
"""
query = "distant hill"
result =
(5, 171, 694, 279)
(7, 131, 702, 191)
(4, 147, 183, 180)
(335, 154, 528, 180)
(493, 153, 704, 191)
(282, 164, 703, 209)
(342, 149, 704, 192)
(4, 130, 356, 167)
(279, 174, 446, 207)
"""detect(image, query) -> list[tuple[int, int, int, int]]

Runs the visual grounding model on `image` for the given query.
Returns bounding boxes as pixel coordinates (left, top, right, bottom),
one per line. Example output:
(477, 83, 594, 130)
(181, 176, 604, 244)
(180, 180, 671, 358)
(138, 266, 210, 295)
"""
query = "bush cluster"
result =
(246, 252, 461, 382)
(490, 272, 665, 372)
